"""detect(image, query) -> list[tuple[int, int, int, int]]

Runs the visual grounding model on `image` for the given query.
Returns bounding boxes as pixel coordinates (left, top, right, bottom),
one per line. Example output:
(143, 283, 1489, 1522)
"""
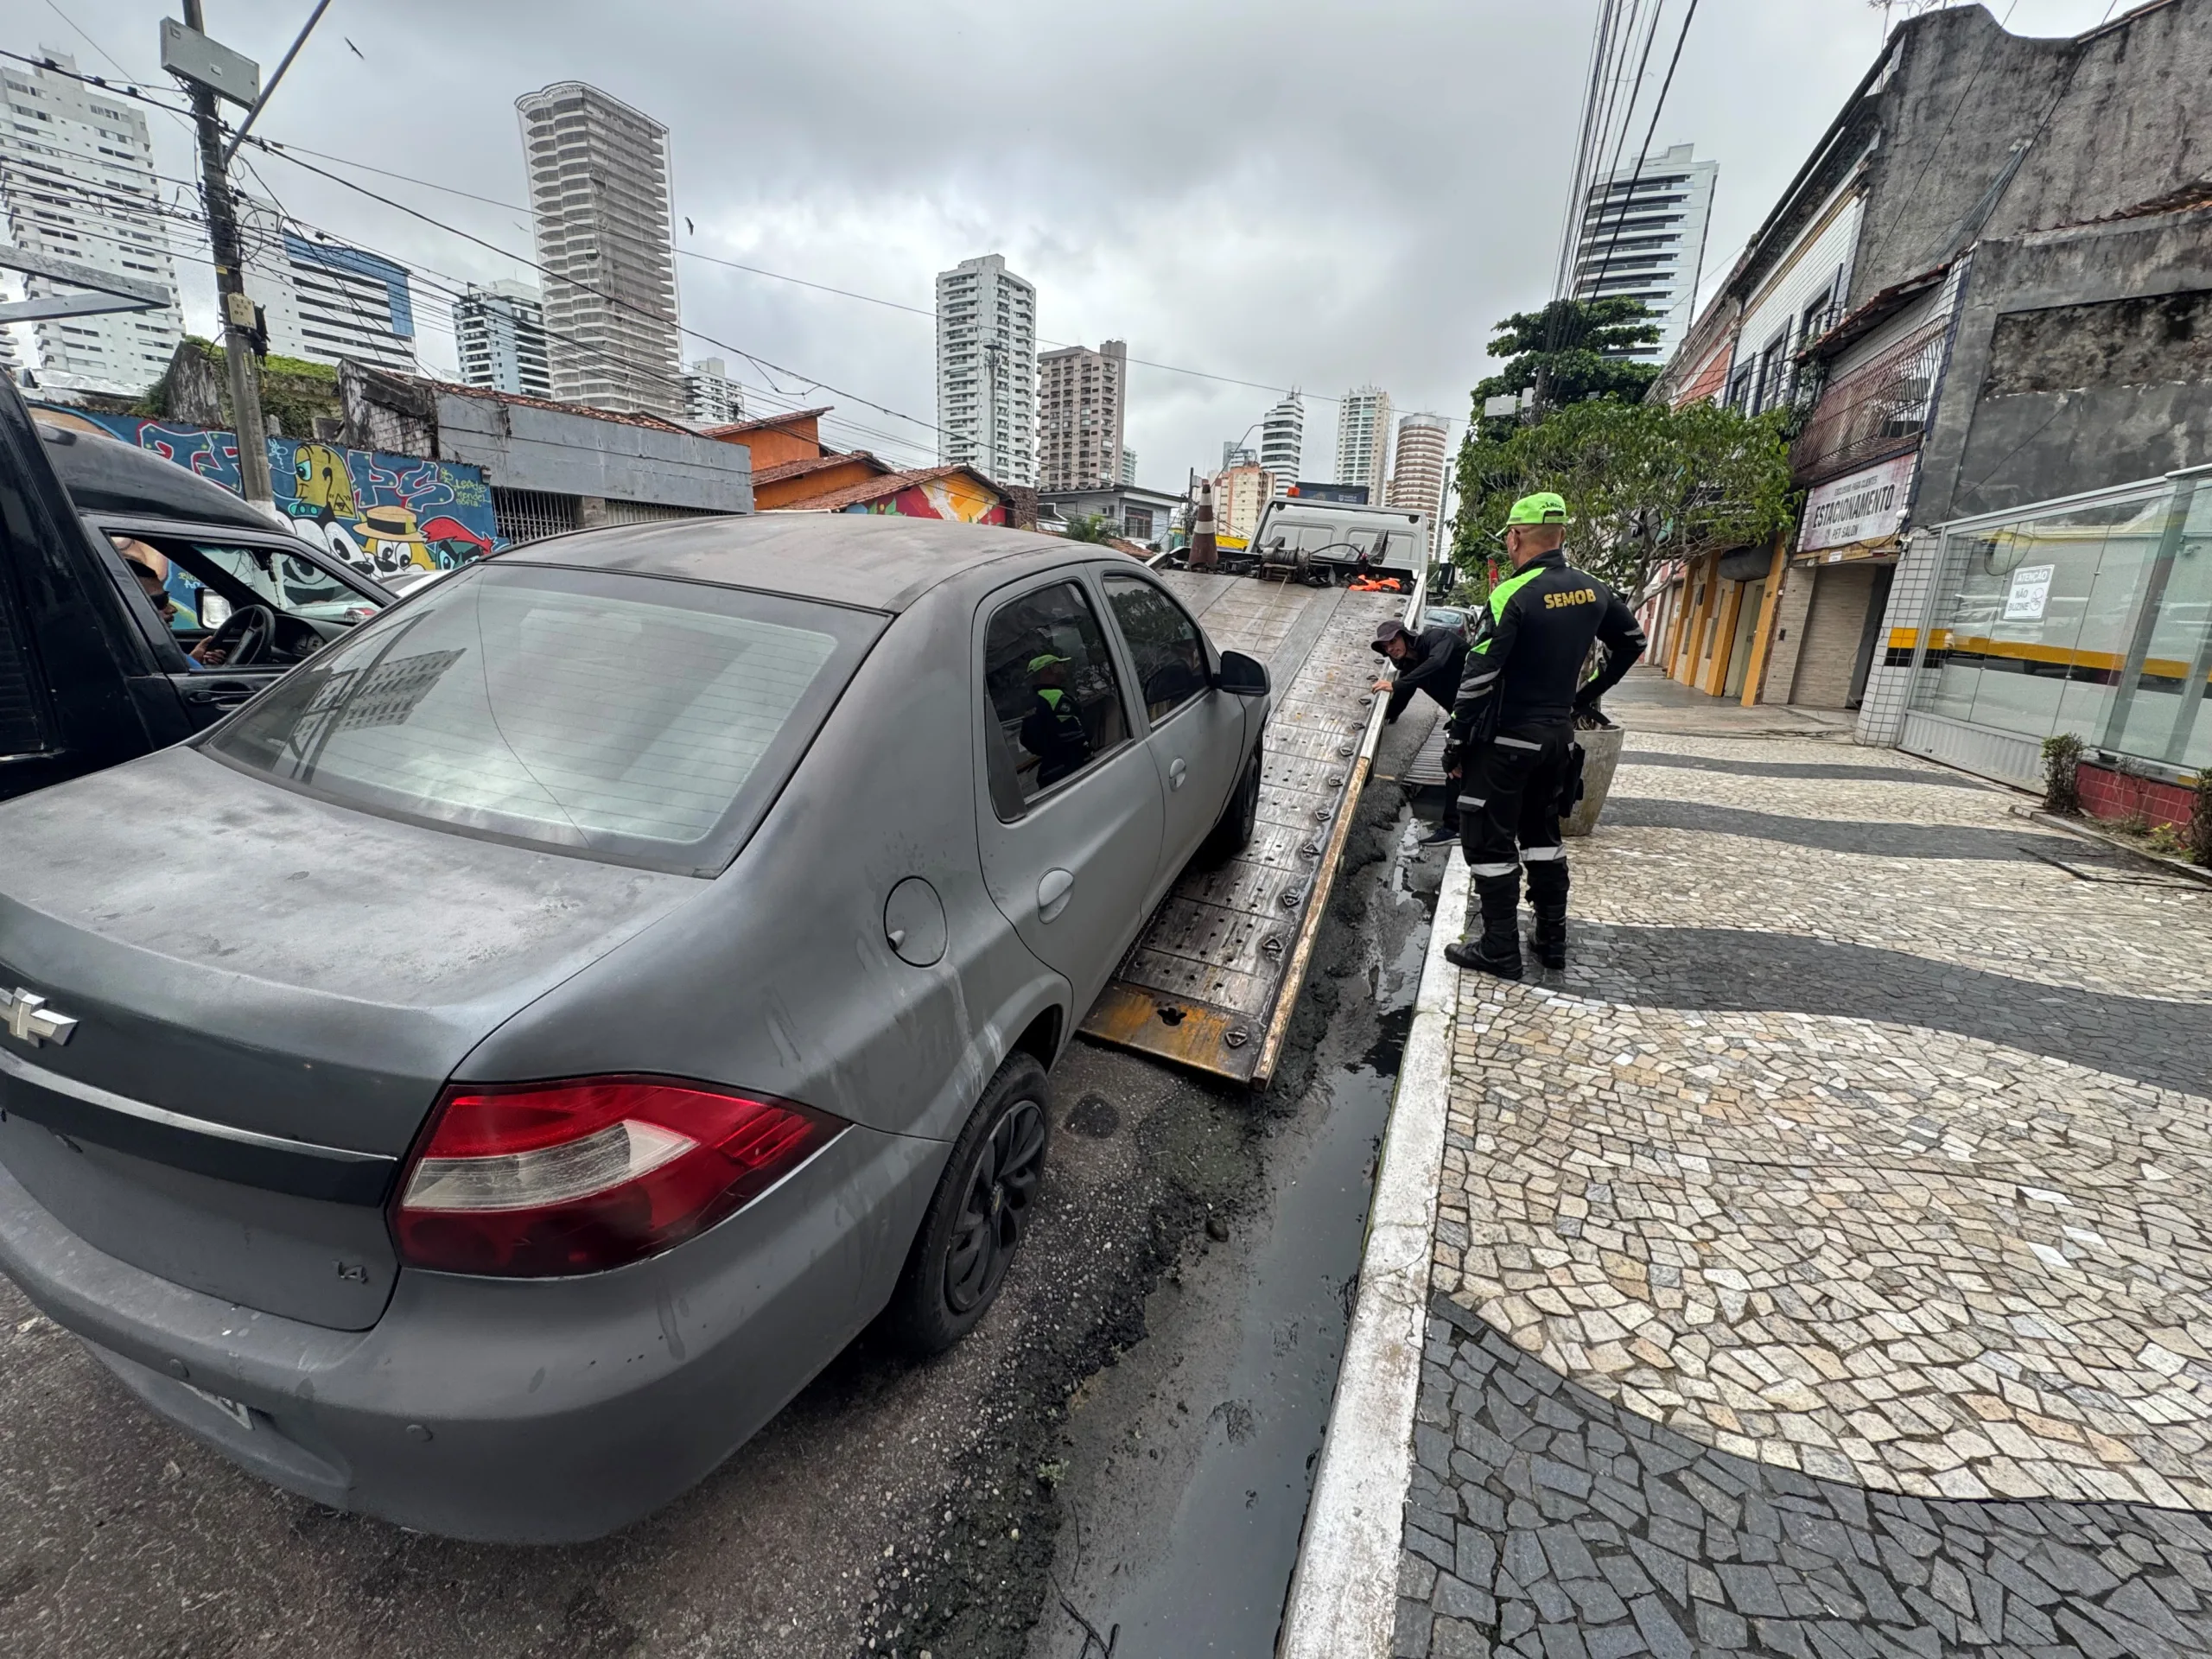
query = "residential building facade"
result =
(515, 82, 684, 420)
(0, 51, 184, 397)
(238, 196, 417, 374)
(1335, 386, 1393, 501)
(1120, 446, 1137, 487)
(1259, 393, 1303, 498)
(1385, 412, 1452, 557)
(455, 279, 550, 398)
(1038, 483, 1182, 548)
(1213, 461, 1274, 542)
(1643, 0, 2212, 797)
(681, 357, 744, 428)
(936, 254, 1037, 486)
(1569, 143, 1718, 364)
(1038, 337, 1125, 492)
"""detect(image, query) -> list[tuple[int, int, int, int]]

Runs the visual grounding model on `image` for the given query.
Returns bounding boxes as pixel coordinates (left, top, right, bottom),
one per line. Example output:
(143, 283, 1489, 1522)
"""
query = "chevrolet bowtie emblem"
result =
(0, 988, 77, 1049)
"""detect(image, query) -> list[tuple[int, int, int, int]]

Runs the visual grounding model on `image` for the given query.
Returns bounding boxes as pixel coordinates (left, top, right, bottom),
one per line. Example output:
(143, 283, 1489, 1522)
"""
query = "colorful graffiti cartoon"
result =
(840, 469, 1008, 524)
(43, 409, 504, 581)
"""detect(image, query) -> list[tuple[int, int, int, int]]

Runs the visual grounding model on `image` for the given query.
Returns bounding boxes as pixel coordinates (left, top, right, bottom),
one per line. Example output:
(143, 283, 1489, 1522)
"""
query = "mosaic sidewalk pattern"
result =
(1399, 1300, 2212, 1659)
(1404, 732, 2212, 1656)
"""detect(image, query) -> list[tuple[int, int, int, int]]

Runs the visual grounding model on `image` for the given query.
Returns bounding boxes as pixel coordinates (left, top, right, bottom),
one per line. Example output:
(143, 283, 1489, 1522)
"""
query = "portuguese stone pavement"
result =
(1396, 721, 2212, 1658)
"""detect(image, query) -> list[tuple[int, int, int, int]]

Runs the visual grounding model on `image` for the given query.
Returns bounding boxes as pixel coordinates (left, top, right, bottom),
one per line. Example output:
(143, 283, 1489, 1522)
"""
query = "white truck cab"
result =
(1249, 498, 1430, 584)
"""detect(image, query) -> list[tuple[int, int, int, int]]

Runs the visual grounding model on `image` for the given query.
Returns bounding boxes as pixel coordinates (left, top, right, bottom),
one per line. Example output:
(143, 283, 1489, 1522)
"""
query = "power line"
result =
(243, 136, 1430, 419)
(245, 137, 945, 435)
(1580, 0, 1701, 334)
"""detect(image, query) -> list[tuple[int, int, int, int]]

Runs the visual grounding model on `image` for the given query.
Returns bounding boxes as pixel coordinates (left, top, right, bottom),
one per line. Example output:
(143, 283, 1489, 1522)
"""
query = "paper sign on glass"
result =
(2003, 564, 2055, 621)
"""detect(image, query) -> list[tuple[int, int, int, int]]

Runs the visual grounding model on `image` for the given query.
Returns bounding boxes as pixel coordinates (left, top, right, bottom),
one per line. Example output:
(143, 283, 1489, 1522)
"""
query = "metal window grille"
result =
(594, 500, 718, 526)
(1790, 318, 1950, 484)
(492, 487, 581, 545)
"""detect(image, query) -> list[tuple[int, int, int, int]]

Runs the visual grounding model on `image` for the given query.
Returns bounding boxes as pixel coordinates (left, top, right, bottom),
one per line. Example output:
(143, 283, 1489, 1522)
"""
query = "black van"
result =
(0, 375, 394, 800)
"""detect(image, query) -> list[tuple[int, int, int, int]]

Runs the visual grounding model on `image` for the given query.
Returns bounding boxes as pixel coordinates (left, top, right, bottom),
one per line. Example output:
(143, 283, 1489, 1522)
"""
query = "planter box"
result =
(1564, 724, 1625, 838)
(2076, 761, 2196, 832)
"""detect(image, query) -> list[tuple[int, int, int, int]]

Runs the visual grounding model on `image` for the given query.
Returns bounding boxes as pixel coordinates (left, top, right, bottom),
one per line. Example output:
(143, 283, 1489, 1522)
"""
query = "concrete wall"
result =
(434, 392, 752, 513)
(1915, 206, 2212, 524)
(1851, 1, 2212, 309)
(1759, 563, 1819, 703)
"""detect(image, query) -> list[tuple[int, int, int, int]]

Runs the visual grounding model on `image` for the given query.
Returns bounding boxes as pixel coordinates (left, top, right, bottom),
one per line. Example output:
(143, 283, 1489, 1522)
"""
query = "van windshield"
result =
(206, 563, 882, 874)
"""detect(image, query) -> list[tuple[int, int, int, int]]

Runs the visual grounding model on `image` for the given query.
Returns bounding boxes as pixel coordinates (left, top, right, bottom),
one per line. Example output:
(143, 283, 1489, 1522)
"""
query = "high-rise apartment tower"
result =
(1568, 143, 1717, 362)
(516, 82, 684, 418)
(1386, 412, 1452, 557)
(936, 254, 1036, 486)
(1259, 393, 1303, 497)
(456, 280, 552, 397)
(1038, 338, 1125, 492)
(682, 358, 744, 427)
(238, 197, 417, 374)
(1334, 386, 1392, 503)
(0, 51, 183, 396)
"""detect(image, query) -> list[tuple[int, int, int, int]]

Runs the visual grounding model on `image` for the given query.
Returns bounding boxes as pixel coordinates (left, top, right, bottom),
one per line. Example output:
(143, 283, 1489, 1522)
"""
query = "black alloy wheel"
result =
(944, 1097, 1046, 1314)
(887, 1052, 1053, 1353)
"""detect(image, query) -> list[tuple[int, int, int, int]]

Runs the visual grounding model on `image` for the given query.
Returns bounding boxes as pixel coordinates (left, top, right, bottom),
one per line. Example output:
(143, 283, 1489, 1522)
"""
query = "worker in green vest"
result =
(1442, 492, 1646, 979)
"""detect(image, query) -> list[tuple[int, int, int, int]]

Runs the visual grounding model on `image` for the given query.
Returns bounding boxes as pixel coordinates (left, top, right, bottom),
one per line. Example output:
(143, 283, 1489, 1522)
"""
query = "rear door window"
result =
(982, 580, 1133, 814)
(205, 563, 883, 874)
(1101, 574, 1210, 724)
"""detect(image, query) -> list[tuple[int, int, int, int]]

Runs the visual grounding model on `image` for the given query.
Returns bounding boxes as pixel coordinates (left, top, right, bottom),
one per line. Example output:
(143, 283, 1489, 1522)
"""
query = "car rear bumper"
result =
(0, 1121, 944, 1542)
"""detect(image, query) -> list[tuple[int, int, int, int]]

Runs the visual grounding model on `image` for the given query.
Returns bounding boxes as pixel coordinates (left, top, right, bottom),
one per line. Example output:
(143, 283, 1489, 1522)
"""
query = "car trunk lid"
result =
(0, 747, 702, 1329)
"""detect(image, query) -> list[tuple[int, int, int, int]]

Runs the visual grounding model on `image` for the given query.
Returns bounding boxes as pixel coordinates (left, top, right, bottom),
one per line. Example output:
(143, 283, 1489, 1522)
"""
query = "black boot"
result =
(1525, 859, 1569, 970)
(1444, 871, 1522, 980)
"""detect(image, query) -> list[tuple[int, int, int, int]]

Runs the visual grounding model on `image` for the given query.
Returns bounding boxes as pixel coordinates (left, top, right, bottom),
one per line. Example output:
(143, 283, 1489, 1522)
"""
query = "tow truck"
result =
(1078, 499, 1439, 1084)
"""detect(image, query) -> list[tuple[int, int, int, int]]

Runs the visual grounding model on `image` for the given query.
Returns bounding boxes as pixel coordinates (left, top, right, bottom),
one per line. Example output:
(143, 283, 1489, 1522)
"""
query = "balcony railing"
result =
(1790, 317, 1949, 483)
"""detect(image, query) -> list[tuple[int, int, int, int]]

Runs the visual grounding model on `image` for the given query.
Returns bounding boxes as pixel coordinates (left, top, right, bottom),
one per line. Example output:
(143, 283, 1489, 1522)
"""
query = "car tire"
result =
(887, 1051, 1052, 1356)
(1200, 745, 1262, 867)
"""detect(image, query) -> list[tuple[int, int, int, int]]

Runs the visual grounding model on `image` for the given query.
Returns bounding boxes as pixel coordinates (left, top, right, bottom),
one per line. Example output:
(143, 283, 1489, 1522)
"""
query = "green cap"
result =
(1504, 491, 1570, 526)
(1028, 652, 1071, 673)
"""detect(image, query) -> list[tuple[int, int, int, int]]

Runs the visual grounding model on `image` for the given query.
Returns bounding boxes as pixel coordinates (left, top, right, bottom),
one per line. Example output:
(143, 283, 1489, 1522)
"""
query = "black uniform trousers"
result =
(1455, 726, 1573, 881)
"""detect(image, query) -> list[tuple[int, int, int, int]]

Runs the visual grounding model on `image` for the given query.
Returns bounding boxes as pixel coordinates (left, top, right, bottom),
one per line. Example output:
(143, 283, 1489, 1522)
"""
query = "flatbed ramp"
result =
(1080, 574, 1417, 1084)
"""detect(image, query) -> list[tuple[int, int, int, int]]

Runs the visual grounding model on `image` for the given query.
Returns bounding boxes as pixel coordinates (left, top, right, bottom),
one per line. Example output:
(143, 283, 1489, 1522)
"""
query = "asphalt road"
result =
(0, 710, 1444, 1659)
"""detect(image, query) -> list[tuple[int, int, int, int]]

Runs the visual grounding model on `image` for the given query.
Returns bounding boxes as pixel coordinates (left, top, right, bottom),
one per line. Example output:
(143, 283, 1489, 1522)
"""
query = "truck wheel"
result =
(887, 1052, 1052, 1355)
(1200, 747, 1262, 866)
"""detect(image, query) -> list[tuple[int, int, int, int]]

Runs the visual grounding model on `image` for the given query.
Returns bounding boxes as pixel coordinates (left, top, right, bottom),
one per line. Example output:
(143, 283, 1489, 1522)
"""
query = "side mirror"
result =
(1217, 650, 1269, 697)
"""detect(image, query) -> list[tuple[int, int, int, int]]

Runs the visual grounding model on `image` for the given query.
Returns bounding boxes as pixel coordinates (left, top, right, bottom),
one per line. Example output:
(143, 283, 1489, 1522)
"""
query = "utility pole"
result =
(171, 3, 274, 506)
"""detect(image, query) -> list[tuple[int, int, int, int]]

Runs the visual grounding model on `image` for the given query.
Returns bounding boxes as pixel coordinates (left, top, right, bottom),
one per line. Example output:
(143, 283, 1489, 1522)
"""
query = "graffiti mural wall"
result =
(54, 410, 503, 580)
(842, 470, 1007, 525)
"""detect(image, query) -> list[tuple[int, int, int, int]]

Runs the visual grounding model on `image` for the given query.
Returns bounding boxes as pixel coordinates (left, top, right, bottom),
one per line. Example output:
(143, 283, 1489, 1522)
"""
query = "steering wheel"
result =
(203, 603, 276, 667)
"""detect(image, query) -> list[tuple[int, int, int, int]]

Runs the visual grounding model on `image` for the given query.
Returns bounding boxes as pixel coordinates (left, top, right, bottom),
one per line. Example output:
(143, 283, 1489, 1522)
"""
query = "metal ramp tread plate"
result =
(1399, 720, 1452, 790)
(1081, 580, 1417, 1084)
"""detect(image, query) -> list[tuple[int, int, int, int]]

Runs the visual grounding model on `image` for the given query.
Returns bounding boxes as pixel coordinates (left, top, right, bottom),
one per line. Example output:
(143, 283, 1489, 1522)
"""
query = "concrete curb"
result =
(1277, 849, 1468, 1658)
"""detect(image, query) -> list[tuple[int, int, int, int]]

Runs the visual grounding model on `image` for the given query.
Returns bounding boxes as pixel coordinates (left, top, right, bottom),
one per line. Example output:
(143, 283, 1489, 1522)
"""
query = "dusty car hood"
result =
(0, 746, 702, 1155)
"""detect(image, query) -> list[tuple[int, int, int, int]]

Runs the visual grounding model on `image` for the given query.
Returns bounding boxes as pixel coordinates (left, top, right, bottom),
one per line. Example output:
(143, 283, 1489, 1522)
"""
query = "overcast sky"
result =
(35, 0, 2129, 484)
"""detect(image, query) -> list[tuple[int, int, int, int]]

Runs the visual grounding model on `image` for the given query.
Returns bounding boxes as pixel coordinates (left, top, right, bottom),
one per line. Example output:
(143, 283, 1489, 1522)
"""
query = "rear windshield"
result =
(206, 563, 882, 874)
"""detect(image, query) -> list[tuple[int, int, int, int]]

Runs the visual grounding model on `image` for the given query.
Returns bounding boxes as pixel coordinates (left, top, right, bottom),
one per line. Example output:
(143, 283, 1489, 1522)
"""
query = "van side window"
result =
(1101, 575, 1208, 724)
(982, 582, 1131, 815)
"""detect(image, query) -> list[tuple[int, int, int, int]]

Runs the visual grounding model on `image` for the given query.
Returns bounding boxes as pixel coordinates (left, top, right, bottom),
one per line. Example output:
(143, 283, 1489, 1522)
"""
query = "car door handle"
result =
(181, 680, 257, 707)
(1038, 868, 1075, 923)
(1167, 757, 1187, 791)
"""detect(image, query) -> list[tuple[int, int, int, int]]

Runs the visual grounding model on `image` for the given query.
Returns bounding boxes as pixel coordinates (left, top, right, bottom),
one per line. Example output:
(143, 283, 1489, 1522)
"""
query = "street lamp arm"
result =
(219, 0, 336, 167)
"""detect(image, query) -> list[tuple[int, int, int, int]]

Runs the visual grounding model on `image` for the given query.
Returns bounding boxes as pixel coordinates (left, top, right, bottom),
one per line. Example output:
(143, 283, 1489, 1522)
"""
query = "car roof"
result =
(506, 511, 1079, 613)
(36, 421, 288, 534)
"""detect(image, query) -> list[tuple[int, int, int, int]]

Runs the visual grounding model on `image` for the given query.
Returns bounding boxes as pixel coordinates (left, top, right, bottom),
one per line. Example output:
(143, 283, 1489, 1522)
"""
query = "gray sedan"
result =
(0, 515, 1270, 1542)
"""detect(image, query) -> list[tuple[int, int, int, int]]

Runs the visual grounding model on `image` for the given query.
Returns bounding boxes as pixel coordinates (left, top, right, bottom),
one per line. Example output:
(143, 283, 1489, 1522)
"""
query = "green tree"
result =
(1061, 512, 1116, 544)
(1472, 298, 1662, 431)
(1451, 397, 1797, 601)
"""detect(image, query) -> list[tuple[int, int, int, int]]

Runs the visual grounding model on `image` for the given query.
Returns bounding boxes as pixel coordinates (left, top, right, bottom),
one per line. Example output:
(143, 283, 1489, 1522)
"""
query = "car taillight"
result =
(391, 1076, 846, 1277)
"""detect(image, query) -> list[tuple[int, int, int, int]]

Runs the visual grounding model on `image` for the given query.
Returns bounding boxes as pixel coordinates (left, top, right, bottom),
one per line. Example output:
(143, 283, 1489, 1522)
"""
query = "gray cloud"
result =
(47, 0, 2123, 483)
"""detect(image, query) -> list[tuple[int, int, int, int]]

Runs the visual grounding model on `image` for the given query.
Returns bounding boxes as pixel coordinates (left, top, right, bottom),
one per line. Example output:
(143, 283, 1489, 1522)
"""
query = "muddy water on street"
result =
(1027, 716, 1444, 1659)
